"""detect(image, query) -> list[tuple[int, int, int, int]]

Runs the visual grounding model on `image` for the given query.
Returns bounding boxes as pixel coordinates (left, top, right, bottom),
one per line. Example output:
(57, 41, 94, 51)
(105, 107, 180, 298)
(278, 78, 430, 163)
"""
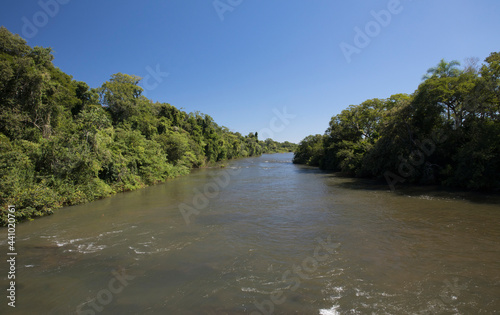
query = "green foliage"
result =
(292, 135, 325, 166)
(99, 73, 144, 123)
(295, 55, 500, 191)
(422, 58, 462, 80)
(0, 27, 295, 225)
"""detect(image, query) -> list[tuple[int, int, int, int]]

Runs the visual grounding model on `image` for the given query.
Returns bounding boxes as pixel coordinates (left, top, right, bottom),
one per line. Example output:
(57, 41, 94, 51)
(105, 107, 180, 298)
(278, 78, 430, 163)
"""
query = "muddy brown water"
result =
(1, 153, 499, 314)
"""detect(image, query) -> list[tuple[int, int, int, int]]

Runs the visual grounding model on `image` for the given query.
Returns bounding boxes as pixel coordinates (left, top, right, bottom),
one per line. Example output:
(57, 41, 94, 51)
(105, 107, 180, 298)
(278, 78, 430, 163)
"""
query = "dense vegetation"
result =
(0, 27, 296, 225)
(294, 54, 500, 191)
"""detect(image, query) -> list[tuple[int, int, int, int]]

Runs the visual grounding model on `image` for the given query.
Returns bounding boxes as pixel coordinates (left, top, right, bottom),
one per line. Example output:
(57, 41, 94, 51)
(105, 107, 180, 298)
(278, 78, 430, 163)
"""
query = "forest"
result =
(294, 53, 500, 191)
(0, 27, 296, 225)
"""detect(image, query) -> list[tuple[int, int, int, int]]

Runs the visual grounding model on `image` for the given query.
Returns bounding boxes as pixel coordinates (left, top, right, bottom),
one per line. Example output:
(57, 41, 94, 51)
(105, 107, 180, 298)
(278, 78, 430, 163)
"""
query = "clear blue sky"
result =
(1, 0, 499, 143)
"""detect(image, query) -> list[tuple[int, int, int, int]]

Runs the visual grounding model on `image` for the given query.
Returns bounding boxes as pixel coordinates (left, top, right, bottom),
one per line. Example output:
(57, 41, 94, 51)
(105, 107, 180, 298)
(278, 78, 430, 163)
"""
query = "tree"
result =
(478, 52, 500, 120)
(0, 27, 302, 225)
(464, 56, 481, 74)
(99, 73, 144, 123)
(422, 59, 462, 80)
(0, 27, 68, 140)
(294, 53, 500, 190)
(293, 134, 324, 166)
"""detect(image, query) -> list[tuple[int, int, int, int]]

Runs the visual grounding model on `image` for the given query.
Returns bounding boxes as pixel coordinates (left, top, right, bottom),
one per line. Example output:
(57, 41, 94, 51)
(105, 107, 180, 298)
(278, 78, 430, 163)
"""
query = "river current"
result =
(1, 153, 499, 314)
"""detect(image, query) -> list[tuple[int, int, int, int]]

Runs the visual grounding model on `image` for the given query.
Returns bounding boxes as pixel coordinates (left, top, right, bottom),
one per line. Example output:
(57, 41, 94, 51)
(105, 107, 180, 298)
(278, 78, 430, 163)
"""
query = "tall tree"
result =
(99, 73, 144, 123)
(422, 59, 462, 80)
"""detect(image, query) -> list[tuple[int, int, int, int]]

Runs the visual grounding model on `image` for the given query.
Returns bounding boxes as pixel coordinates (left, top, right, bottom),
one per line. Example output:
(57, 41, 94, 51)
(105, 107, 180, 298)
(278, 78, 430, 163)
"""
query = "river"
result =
(1, 153, 499, 314)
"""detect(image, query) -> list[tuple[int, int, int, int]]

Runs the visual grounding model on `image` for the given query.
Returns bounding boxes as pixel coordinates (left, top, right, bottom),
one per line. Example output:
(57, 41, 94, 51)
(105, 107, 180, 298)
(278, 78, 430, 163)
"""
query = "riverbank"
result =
(297, 164, 500, 205)
(321, 170, 500, 205)
(293, 53, 500, 191)
(0, 27, 298, 226)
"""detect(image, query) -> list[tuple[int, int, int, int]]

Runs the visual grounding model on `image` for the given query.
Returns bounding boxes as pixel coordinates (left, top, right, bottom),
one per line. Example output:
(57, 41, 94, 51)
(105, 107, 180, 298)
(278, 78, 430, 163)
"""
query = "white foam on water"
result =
(98, 230, 123, 237)
(320, 285, 344, 315)
(74, 243, 106, 254)
(241, 287, 258, 292)
(240, 287, 270, 294)
(55, 237, 91, 247)
(319, 305, 341, 315)
(130, 246, 147, 254)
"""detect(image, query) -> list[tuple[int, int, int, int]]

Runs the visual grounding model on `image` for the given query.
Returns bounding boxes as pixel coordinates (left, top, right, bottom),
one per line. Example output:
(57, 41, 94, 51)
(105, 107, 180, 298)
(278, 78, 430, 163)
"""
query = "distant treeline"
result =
(0, 27, 296, 225)
(294, 53, 500, 191)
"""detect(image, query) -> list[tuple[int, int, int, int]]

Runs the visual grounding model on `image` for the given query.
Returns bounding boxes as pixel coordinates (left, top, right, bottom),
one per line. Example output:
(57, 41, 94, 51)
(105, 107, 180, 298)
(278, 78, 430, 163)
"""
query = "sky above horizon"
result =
(1, 0, 499, 143)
